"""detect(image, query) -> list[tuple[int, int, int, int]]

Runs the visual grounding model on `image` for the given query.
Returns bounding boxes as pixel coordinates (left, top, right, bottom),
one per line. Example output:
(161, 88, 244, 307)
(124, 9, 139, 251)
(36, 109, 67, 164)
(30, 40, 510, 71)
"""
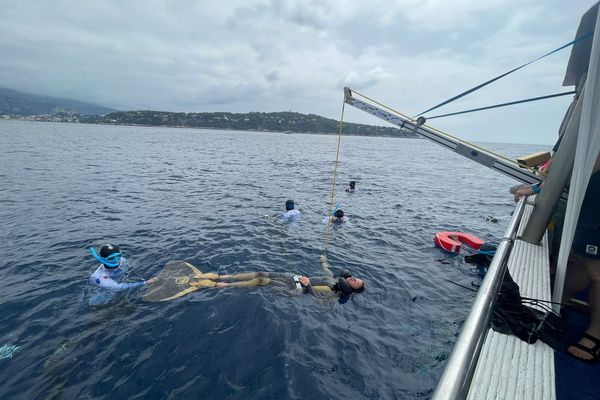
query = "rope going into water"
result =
(322, 96, 346, 256)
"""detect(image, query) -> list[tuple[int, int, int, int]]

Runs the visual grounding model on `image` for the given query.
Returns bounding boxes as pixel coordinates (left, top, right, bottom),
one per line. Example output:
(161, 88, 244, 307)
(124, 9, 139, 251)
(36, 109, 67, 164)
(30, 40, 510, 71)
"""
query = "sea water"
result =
(0, 120, 549, 399)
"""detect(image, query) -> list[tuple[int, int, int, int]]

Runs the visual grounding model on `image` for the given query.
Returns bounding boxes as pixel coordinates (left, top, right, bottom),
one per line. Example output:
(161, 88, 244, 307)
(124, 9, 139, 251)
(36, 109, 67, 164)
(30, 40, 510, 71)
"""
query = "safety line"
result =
(426, 91, 576, 120)
(322, 96, 346, 256)
(415, 32, 592, 117)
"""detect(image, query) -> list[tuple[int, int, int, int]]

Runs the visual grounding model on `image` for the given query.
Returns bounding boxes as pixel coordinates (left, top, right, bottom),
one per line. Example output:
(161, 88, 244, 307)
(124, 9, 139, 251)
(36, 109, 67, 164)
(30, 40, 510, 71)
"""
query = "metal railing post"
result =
(432, 198, 527, 400)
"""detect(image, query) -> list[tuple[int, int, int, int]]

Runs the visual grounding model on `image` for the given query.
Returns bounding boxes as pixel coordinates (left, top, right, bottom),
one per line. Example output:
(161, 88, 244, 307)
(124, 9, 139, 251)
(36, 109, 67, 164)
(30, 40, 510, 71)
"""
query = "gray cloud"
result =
(0, 0, 597, 143)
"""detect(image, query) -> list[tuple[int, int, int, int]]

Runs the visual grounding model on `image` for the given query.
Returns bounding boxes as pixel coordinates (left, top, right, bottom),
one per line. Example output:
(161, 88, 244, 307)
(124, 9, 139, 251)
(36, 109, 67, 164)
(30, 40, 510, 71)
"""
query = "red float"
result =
(434, 231, 485, 253)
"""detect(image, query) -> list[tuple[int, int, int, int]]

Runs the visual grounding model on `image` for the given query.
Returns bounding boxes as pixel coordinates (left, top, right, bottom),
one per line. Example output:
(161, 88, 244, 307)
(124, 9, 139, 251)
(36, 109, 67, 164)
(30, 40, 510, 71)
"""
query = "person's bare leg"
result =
(567, 258, 600, 361)
(562, 254, 591, 306)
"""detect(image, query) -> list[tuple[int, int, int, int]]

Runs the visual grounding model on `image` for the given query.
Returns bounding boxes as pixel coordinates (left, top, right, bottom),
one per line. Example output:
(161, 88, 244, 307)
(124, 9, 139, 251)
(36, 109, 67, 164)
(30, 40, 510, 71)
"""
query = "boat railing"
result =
(431, 197, 527, 400)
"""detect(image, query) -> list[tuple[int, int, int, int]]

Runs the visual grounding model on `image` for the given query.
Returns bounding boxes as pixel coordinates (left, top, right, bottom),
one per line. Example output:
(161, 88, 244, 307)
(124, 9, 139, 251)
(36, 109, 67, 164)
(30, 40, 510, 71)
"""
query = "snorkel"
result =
(331, 202, 341, 216)
(90, 246, 122, 268)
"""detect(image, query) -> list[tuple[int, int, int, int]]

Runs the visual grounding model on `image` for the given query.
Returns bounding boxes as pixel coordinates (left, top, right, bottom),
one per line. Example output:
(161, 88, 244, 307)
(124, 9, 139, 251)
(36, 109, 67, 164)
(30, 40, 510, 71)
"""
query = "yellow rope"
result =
(350, 89, 536, 171)
(322, 96, 346, 256)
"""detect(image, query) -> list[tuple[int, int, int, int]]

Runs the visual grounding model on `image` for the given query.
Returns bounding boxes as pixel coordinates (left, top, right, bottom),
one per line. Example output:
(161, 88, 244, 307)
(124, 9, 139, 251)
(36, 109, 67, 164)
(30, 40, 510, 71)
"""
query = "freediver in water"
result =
(345, 180, 357, 193)
(89, 244, 156, 290)
(186, 255, 364, 299)
(281, 199, 301, 221)
(326, 209, 348, 224)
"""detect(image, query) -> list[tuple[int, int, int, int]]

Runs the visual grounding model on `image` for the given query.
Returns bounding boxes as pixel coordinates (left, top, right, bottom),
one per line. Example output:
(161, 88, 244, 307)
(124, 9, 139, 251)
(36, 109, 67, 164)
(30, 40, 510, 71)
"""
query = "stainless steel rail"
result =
(431, 197, 527, 400)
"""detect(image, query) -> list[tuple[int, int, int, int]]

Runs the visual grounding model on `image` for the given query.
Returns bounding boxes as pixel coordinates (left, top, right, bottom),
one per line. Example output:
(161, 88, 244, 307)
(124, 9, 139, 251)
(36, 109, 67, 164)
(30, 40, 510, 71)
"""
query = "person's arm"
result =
(320, 255, 334, 277)
(513, 181, 542, 202)
(298, 276, 327, 298)
(92, 274, 148, 290)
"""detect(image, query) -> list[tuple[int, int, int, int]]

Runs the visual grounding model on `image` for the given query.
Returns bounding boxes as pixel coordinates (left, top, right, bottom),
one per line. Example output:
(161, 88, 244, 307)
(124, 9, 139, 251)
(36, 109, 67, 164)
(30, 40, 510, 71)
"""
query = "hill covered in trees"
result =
(0, 87, 416, 137)
(82, 110, 416, 137)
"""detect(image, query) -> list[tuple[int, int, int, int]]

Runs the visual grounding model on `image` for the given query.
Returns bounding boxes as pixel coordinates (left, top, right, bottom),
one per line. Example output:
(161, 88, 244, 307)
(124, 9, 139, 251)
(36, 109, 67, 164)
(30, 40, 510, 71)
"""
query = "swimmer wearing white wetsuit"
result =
(89, 244, 155, 290)
(282, 199, 301, 221)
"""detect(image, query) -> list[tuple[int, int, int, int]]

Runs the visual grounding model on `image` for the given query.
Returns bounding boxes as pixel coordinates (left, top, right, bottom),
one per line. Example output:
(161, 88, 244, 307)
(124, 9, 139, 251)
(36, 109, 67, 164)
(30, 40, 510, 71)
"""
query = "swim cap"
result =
(285, 200, 294, 211)
(349, 181, 356, 188)
(334, 209, 344, 218)
(100, 244, 120, 258)
(337, 277, 353, 296)
(339, 270, 352, 279)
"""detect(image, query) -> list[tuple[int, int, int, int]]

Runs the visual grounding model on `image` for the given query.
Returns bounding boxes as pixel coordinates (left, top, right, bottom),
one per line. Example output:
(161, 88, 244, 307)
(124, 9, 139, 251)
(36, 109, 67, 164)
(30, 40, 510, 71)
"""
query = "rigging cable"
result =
(426, 90, 576, 120)
(414, 32, 593, 118)
(322, 96, 346, 256)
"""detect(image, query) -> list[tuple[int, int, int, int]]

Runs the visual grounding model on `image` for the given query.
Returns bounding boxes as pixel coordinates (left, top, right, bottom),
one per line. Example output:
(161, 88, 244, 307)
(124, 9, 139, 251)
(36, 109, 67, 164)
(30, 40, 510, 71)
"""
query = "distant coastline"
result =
(0, 86, 417, 138)
(0, 110, 419, 138)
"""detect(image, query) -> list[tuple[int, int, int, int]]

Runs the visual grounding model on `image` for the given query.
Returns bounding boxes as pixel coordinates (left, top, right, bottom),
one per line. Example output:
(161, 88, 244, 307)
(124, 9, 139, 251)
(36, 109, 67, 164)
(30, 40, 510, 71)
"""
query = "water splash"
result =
(0, 344, 20, 360)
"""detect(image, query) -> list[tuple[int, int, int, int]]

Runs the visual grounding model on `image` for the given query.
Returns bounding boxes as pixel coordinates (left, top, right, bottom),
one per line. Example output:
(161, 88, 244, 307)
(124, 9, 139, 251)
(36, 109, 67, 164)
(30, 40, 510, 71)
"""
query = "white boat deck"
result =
(467, 201, 556, 400)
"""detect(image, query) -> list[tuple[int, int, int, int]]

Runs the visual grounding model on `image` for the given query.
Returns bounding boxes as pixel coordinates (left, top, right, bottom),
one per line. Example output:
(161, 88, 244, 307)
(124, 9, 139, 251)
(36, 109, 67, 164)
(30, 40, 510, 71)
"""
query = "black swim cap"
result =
(285, 200, 294, 211)
(334, 209, 344, 218)
(339, 270, 352, 279)
(100, 244, 120, 258)
(337, 277, 353, 296)
(349, 181, 356, 188)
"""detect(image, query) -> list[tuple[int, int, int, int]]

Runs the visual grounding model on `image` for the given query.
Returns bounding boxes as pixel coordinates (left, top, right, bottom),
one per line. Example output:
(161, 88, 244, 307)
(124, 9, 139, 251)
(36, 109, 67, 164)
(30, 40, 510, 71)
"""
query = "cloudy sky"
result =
(0, 0, 598, 143)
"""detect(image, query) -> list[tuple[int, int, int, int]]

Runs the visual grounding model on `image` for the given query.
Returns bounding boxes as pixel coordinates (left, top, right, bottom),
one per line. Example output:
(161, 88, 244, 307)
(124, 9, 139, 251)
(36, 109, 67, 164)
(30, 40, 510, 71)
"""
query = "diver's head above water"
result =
(336, 270, 365, 295)
(90, 244, 122, 268)
(330, 208, 345, 222)
(285, 199, 295, 211)
(349, 181, 356, 189)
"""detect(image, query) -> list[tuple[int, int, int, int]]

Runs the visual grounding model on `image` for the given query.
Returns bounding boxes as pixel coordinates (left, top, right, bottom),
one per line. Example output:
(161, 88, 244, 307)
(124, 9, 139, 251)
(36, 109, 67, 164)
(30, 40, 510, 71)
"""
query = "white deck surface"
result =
(467, 202, 556, 400)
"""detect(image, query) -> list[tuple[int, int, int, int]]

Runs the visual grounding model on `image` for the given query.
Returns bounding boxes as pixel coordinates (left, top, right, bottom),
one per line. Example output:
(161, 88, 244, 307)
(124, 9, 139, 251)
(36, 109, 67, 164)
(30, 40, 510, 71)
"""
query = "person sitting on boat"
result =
(189, 254, 364, 299)
(89, 244, 156, 290)
(345, 180, 357, 193)
(329, 208, 348, 223)
(282, 199, 301, 221)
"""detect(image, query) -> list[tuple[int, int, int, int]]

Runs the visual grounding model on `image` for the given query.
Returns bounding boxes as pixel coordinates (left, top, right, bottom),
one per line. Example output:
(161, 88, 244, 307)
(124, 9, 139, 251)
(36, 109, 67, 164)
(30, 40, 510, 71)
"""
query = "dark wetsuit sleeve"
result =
(308, 276, 336, 287)
(303, 283, 319, 297)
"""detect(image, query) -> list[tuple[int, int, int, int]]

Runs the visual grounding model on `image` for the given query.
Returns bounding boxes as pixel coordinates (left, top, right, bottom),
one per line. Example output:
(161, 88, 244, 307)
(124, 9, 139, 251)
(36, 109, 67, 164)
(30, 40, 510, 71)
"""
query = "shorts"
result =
(572, 226, 600, 259)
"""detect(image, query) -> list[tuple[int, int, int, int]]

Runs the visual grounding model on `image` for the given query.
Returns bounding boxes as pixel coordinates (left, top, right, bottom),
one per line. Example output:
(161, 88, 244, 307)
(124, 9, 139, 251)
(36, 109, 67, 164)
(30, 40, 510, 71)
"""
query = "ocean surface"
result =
(0, 120, 550, 399)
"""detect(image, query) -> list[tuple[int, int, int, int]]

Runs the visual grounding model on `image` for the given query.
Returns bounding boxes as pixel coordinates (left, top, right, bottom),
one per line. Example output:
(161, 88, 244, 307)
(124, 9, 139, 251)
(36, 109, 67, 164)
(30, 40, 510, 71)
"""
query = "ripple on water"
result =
(0, 121, 549, 399)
